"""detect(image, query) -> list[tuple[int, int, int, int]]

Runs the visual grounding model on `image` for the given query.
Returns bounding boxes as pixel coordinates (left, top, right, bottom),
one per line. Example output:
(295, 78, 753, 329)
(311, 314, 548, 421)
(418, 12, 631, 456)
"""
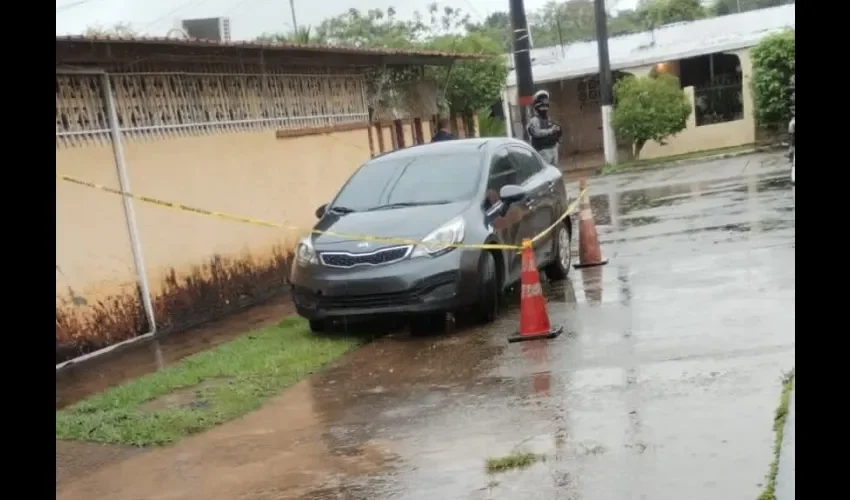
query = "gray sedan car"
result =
(289, 137, 574, 333)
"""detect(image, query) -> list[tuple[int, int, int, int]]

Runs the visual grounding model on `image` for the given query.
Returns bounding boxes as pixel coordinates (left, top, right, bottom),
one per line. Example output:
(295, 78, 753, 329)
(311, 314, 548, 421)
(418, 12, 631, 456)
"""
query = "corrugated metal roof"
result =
(55, 34, 480, 61)
(506, 4, 795, 86)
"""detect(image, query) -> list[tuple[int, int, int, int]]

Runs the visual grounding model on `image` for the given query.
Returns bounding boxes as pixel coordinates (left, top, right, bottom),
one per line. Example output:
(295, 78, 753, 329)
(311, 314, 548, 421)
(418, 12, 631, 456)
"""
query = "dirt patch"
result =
(57, 440, 145, 487)
(140, 378, 234, 412)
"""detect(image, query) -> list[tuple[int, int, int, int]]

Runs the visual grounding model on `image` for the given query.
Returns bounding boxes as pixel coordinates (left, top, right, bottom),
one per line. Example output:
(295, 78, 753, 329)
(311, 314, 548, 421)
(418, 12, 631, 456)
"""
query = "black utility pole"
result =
(592, 0, 618, 164)
(509, 0, 534, 141)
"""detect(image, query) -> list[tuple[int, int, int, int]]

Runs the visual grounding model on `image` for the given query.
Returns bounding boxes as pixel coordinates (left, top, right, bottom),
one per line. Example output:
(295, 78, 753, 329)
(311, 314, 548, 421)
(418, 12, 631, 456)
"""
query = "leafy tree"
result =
(256, 27, 324, 44)
(612, 73, 692, 159)
(530, 0, 597, 46)
(426, 32, 509, 115)
(314, 7, 424, 48)
(477, 109, 507, 137)
(466, 11, 512, 52)
(636, 0, 706, 28)
(711, 0, 794, 16)
(302, 4, 507, 116)
(85, 22, 137, 37)
(525, 0, 643, 46)
(750, 29, 795, 127)
(608, 9, 644, 37)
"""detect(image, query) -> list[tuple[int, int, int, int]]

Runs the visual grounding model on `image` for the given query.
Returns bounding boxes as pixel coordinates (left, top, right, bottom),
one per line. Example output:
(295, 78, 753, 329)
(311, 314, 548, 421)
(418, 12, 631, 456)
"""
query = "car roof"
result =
(369, 137, 530, 162)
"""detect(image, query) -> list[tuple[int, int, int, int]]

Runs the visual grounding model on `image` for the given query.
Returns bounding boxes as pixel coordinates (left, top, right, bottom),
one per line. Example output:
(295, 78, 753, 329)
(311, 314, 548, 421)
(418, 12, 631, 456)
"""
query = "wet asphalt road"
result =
(58, 153, 795, 500)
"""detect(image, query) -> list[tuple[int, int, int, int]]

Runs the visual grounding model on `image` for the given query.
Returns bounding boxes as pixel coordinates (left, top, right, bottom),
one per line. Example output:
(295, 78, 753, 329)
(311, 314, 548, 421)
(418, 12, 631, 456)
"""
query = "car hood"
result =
(312, 202, 468, 250)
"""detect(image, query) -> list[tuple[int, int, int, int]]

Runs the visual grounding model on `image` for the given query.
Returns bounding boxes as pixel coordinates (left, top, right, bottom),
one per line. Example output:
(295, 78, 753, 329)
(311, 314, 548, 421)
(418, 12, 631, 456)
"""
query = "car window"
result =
(330, 152, 482, 211)
(510, 146, 544, 184)
(485, 149, 518, 209)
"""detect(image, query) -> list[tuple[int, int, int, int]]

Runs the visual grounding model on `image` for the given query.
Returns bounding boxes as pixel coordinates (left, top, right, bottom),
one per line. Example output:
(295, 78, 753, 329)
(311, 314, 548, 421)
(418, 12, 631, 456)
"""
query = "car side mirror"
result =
(499, 185, 527, 205)
(315, 203, 327, 219)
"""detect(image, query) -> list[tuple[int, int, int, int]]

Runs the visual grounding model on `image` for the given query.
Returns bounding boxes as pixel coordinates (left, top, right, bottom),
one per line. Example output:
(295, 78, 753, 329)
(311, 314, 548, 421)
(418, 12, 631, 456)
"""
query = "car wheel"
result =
(544, 223, 572, 281)
(308, 319, 326, 333)
(472, 251, 499, 324)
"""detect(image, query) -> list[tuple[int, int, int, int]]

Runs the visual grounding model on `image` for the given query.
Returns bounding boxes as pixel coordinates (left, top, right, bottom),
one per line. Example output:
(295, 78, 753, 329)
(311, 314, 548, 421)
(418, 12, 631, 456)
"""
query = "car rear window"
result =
(330, 152, 482, 211)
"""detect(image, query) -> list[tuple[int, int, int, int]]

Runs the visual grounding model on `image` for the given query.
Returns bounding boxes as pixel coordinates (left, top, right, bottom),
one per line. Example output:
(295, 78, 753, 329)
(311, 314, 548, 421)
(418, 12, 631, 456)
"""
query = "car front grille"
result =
(293, 271, 458, 309)
(319, 245, 412, 269)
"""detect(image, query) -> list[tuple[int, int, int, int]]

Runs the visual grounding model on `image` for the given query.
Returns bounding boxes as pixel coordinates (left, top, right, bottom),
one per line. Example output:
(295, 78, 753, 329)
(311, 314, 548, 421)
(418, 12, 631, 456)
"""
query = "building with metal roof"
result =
(506, 4, 795, 86)
(503, 5, 795, 165)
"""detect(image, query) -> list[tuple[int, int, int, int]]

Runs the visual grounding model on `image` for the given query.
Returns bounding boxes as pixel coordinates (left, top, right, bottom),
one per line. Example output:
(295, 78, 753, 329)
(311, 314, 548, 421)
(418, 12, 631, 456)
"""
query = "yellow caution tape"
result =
(57, 173, 587, 251)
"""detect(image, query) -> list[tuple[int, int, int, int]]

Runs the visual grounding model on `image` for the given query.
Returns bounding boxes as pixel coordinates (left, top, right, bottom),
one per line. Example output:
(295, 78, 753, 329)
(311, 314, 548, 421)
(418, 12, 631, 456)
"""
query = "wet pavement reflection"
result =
(58, 153, 795, 500)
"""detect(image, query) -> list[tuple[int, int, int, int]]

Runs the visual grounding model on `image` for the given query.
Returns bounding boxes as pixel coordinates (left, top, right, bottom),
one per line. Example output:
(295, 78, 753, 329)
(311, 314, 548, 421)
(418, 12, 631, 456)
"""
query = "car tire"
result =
(472, 251, 499, 324)
(544, 222, 572, 281)
(308, 319, 326, 333)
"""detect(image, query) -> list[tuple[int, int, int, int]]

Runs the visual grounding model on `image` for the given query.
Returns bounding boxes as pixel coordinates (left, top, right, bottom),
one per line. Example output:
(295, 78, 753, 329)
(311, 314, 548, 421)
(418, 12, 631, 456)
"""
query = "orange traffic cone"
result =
(574, 178, 609, 269)
(508, 240, 564, 343)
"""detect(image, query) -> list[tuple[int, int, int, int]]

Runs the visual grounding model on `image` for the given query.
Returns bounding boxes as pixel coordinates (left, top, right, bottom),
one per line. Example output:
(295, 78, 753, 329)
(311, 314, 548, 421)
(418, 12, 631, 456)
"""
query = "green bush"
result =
(612, 73, 693, 159)
(476, 110, 506, 137)
(751, 29, 795, 127)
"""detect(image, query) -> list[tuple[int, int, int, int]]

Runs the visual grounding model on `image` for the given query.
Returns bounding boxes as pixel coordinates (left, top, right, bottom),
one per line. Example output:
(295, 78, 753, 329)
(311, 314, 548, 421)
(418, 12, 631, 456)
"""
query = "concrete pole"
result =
(509, 0, 534, 141)
(593, 0, 618, 166)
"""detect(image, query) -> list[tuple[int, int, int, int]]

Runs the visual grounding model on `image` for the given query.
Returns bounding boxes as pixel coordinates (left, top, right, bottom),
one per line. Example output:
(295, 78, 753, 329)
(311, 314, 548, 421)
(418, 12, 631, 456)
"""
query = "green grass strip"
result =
(56, 316, 359, 446)
(758, 368, 795, 500)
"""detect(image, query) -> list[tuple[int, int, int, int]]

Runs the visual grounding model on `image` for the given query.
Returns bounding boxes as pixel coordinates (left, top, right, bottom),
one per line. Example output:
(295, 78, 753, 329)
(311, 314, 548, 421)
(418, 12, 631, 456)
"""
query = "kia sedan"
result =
(289, 137, 574, 333)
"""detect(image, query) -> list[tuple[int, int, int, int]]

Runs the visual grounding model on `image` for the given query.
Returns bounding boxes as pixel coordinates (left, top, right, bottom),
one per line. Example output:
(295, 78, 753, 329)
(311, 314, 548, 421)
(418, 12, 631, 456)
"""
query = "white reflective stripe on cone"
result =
(522, 283, 544, 297)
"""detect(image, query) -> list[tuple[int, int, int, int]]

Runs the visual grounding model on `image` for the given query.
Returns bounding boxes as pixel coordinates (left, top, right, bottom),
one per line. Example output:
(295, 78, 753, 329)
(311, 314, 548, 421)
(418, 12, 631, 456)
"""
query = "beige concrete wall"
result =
(402, 122, 415, 146)
(422, 120, 433, 141)
(381, 126, 394, 151)
(56, 128, 372, 300)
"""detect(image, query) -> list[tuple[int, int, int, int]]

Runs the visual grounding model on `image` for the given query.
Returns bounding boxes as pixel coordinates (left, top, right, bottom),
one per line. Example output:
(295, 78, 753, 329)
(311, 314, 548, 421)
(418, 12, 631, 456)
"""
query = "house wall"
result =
(504, 47, 756, 162)
(56, 127, 372, 300)
(55, 67, 461, 360)
(504, 81, 609, 158)
(624, 48, 755, 160)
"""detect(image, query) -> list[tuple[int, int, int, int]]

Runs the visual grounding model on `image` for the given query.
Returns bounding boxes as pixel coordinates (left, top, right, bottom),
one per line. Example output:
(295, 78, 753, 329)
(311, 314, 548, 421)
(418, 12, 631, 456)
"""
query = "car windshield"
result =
(330, 152, 482, 212)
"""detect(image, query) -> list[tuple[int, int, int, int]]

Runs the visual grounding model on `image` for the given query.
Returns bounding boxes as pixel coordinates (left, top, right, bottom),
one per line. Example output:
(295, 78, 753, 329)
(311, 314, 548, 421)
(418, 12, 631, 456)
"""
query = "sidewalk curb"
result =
(775, 380, 796, 500)
(576, 143, 786, 179)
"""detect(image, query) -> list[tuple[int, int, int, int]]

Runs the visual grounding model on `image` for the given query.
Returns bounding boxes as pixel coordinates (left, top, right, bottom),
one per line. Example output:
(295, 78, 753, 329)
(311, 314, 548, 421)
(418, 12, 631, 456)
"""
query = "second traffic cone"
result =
(574, 178, 609, 269)
(508, 240, 564, 343)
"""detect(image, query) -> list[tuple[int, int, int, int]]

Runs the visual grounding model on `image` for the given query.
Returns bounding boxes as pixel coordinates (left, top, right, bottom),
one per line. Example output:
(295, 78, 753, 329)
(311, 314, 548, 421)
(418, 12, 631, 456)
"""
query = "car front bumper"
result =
(290, 248, 482, 320)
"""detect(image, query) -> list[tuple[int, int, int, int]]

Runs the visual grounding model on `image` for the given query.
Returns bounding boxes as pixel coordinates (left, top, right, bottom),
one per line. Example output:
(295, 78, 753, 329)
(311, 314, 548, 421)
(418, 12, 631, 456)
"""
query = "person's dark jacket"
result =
(527, 116, 561, 151)
(432, 129, 456, 142)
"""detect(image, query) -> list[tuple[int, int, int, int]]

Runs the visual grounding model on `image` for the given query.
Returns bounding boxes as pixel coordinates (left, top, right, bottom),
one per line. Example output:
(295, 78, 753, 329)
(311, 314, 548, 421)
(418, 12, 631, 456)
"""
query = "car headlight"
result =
(411, 216, 465, 258)
(295, 236, 318, 267)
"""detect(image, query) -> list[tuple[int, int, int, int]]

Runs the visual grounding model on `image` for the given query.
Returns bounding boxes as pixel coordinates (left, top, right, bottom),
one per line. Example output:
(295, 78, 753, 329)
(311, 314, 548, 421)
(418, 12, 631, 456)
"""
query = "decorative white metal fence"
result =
(56, 70, 370, 147)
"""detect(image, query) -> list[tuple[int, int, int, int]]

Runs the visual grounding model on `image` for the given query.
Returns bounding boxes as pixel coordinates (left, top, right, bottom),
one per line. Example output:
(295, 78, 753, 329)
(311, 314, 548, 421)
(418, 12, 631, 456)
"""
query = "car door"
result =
(484, 147, 535, 284)
(509, 145, 556, 266)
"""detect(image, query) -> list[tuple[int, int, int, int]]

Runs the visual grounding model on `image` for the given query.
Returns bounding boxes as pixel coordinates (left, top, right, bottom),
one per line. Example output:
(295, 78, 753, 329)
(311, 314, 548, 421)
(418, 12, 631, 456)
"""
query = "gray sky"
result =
(56, 0, 640, 40)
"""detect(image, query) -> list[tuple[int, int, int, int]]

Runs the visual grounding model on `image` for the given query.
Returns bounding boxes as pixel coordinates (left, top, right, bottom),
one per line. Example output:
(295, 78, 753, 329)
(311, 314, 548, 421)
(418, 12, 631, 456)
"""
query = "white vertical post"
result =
(501, 89, 512, 138)
(102, 73, 157, 334)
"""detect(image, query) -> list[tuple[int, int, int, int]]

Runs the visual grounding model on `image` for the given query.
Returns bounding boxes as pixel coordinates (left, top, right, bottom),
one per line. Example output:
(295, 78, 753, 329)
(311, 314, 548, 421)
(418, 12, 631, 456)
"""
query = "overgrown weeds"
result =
(757, 368, 795, 500)
(56, 247, 292, 364)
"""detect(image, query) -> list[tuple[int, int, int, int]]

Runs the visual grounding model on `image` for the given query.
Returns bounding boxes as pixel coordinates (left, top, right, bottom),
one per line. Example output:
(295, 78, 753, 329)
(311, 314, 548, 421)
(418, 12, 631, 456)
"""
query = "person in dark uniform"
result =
(431, 117, 456, 142)
(526, 90, 562, 165)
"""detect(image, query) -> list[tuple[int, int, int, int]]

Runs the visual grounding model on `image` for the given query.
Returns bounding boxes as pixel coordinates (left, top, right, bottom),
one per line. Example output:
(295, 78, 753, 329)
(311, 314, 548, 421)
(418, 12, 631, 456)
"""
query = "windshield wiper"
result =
(329, 205, 356, 214)
(366, 200, 453, 211)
